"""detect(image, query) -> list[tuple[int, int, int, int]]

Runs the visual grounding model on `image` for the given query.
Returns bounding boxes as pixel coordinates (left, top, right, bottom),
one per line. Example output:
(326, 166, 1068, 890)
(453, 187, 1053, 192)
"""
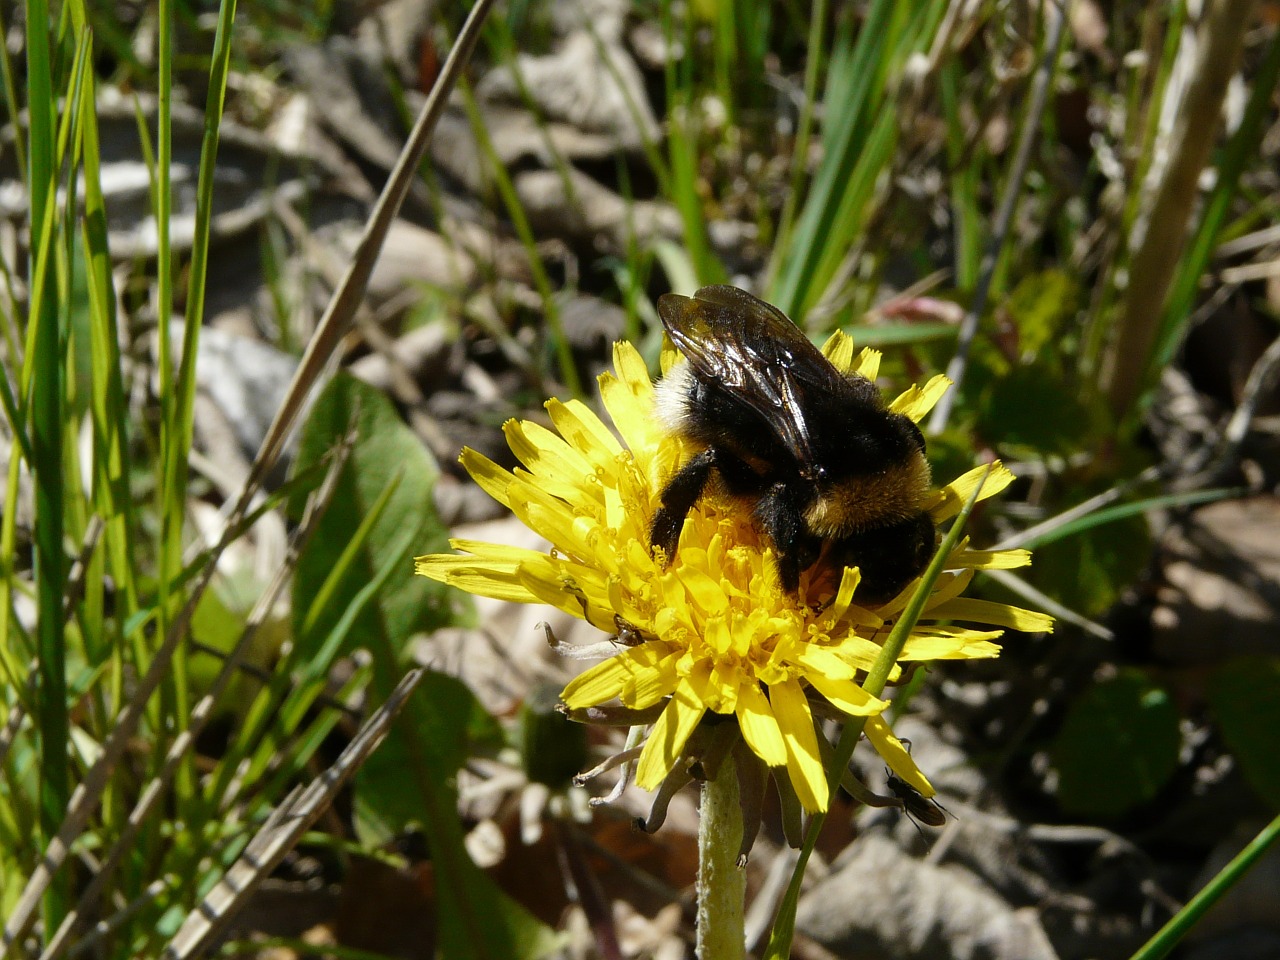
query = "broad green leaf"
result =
(1052, 670, 1180, 818)
(1209, 657, 1280, 809)
(290, 372, 461, 658)
(518, 684, 589, 788)
(981, 363, 1099, 457)
(291, 376, 553, 958)
(1004, 269, 1079, 359)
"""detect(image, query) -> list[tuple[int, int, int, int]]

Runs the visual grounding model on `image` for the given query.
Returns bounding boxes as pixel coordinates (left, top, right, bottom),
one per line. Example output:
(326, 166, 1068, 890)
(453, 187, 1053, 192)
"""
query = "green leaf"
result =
(1004, 269, 1079, 359)
(1052, 670, 1180, 818)
(981, 362, 1100, 457)
(290, 372, 461, 659)
(359, 685, 561, 960)
(1209, 657, 1280, 809)
(842, 322, 958, 347)
(290, 376, 555, 958)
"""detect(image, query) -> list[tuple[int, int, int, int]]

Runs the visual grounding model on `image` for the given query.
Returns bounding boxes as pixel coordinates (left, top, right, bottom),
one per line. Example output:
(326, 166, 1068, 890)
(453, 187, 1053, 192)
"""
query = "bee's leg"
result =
(756, 482, 814, 592)
(649, 447, 717, 561)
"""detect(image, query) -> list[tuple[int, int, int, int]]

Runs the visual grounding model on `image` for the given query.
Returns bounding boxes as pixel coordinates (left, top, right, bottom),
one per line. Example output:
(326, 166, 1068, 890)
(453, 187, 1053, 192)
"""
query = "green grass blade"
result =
(24, 0, 71, 930)
(1129, 811, 1280, 960)
(942, 60, 982, 291)
(762, 0, 827, 291)
(151, 0, 187, 787)
(163, 0, 244, 899)
(77, 55, 140, 624)
(661, 0, 726, 286)
(769, 0, 946, 319)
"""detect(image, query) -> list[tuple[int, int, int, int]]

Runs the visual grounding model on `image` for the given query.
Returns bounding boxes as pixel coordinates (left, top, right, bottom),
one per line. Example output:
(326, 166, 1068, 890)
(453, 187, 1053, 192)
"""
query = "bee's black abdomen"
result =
(831, 512, 937, 603)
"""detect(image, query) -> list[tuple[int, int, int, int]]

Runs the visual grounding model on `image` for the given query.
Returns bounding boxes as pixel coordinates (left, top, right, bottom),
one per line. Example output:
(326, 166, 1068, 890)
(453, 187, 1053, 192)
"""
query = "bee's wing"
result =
(657, 285, 849, 466)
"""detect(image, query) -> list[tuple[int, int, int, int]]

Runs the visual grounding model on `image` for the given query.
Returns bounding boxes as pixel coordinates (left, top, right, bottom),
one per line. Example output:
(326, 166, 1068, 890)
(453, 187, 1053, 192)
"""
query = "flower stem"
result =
(697, 752, 745, 960)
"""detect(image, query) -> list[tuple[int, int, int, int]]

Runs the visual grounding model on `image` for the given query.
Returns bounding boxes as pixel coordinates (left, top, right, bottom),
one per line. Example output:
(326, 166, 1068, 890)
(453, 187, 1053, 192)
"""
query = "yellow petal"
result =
(505, 419, 598, 494)
(678, 567, 730, 617)
(623, 650, 681, 708)
(561, 642, 675, 709)
(926, 598, 1055, 633)
(548, 398, 623, 461)
(413, 554, 541, 604)
(804, 672, 886, 716)
(599, 372, 659, 455)
(659, 339, 681, 375)
(794, 646, 859, 680)
(770, 677, 828, 813)
(736, 681, 787, 766)
(889, 374, 952, 422)
(458, 448, 514, 508)
(820, 566, 862, 626)
(928, 462, 1015, 521)
(611, 340, 655, 400)
(820, 330, 855, 372)
(900, 631, 1003, 660)
(635, 680, 706, 790)
(952, 547, 1032, 570)
(686, 656, 738, 714)
(513, 557, 623, 629)
(852, 347, 881, 382)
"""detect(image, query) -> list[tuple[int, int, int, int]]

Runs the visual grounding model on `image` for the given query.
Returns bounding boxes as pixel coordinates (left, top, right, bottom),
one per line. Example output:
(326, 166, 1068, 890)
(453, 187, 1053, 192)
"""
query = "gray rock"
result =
(796, 835, 1058, 960)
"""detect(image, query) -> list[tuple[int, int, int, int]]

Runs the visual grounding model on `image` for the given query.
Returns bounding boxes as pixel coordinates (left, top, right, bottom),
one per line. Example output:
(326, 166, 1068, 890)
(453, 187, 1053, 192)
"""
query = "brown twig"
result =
(1103, 0, 1259, 421)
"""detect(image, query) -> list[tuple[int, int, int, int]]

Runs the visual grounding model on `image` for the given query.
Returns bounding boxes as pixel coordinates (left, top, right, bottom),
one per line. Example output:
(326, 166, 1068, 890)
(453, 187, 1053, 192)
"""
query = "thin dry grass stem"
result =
(234, 0, 498, 512)
(63, 880, 168, 960)
(271, 199, 456, 462)
(1104, 0, 1259, 421)
(161, 669, 425, 960)
(993, 464, 1163, 551)
(928, 0, 1068, 433)
(1215, 221, 1280, 257)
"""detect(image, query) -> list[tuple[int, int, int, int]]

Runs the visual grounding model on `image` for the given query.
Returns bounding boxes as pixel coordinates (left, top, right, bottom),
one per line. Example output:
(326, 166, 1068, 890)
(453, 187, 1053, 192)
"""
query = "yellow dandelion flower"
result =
(416, 338, 1053, 814)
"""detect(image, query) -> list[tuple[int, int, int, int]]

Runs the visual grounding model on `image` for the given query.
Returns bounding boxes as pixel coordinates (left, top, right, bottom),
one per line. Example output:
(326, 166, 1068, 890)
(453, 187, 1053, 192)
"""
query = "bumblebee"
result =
(649, 285, 936, 601)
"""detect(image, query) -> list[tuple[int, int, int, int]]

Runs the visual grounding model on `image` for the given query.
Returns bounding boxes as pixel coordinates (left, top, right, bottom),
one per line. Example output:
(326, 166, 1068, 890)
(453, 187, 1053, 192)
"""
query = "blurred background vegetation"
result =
(2, 0, 1280, 957)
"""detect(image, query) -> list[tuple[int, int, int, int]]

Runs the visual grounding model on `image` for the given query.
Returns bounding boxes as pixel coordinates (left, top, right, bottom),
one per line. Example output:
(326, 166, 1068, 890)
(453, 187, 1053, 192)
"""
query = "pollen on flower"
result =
(416, 339, 1053, 816)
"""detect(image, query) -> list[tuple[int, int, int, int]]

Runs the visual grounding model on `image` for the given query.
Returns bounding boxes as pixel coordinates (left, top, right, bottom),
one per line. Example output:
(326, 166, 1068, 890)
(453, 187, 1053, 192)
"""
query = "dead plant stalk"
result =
(1105, 0, 1258, 420)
